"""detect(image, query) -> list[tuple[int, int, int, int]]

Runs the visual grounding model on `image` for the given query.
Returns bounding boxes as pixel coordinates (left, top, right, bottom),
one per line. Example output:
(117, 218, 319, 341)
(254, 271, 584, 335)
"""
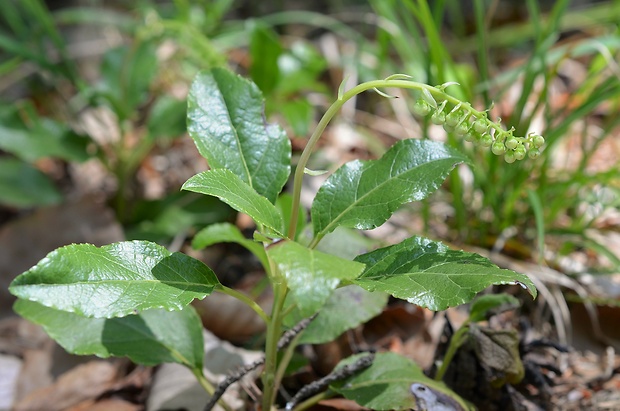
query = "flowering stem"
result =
(289, 80, 448, 240)
(287, 77, 543, 242)
(289, 79, 485, 242)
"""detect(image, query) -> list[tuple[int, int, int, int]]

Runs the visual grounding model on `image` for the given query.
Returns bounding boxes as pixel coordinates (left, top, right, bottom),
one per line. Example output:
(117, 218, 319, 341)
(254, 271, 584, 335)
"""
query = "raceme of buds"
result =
(411, 95, 544, 163)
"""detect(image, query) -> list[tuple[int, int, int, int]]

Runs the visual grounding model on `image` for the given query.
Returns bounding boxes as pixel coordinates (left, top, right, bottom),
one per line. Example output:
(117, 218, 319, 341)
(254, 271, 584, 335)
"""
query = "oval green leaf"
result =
(14, 300, 204, 369)
(292, 285, 388, 344)
(354, 236, 537, 311)
(9, 241, 221, 318)
(331, 352, 470, 411)
(183, 169, 284, 236)
(267, 240, 365, 316)
(311, 139, 468, 241)
(187, 68, 291, 203)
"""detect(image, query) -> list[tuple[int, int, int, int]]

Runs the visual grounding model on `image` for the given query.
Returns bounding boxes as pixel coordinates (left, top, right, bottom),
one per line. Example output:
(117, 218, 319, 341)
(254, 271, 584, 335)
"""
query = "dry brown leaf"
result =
(13, 361, 118, 411)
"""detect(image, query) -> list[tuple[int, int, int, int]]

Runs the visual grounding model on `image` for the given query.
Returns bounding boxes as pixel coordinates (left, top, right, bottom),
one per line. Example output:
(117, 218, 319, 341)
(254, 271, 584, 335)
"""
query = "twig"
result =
(203, 358, 265, 411)
(203, 314, 318, 411)
(285, 352, 375, 411)
(278, 313, 318, 350)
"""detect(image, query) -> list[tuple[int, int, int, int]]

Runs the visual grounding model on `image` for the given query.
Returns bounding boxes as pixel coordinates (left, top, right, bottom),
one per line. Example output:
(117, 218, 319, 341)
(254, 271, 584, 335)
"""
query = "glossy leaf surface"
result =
(183, 169, 284, 235)
(9, 241, 220, 318)
(311, 139, 468, 240)
(354, 236, 536, 311)
(14, 300, 204, 369)
(331, 352, 469, 411)
(267, 240, 365, 316)
(187, 68, 291, 203)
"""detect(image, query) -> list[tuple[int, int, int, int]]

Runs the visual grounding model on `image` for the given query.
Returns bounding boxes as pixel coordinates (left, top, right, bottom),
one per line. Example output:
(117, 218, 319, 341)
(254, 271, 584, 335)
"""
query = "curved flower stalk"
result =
(288, 74, 545, 239)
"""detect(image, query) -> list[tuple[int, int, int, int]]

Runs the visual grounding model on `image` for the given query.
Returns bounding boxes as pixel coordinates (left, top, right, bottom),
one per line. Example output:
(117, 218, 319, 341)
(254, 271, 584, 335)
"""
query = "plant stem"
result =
(434, 324, 469, 381)
(273, 332, 303, 399)
(287, 78, 496, 243)
(292, 390, 333, 411)
(262, 280, 288, 411)
(217, 285, 270, 324)
(193, 368, 234, 411)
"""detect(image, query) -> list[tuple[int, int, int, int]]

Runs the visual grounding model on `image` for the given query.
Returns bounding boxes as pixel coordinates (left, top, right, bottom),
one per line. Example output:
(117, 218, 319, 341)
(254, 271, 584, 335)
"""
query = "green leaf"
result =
(182, 169, 284, 235)
(267, 240, 365, 316)
(293, 285, 388, 344)
(469, 293, 520, 323)
(187, 68, 291, 203)
(331, 352, 469, 411)
(124, 192, 235, 243)
(0, 117, 90, 163)
(275, 193, 306, 242)
(311, 139, 468, 240)
(0, 157, 62, 207)
(315, 227, 377, 260)
(14, 300, 204, 369)
(9, 241, 221, 318)
(192, 222, 268, 269)
(354, 236, 537, 311)
(98, 41, 158, 118)
(281, 99, 313, 137)
(249, 23, 282, 94)
(147, 95, 187, 140)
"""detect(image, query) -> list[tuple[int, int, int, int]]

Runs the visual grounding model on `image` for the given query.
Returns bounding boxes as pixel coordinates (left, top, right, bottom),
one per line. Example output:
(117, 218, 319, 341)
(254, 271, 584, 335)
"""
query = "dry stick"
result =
(203, 314, 318, 411)
(278, 313, 318, 350)
(284, 351, 376, 411)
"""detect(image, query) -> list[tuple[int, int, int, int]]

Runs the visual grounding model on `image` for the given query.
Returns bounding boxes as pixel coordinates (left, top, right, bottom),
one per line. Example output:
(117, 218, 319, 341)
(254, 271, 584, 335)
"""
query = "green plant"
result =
(367, 0, 620, 274)
(0, 1, 247, 248)
(9, 67, 540, 410)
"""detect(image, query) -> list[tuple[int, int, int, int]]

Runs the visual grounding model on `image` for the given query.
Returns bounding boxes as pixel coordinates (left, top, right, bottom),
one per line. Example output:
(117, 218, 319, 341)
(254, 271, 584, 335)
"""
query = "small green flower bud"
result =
(443, 123, 455, 133)
(431, 111, 446, 125)
(532, 135, 545, 148)
(413, 99, 432, 117)
(504, 150, 516, 163)
(446, 110, 464, 127)
(514, 145, 526, 160)
(455, 121, 471, 136)
(505, 137, 518, 150)
(473, 119, 488, 134)
(480, 133, 493, 147)
(492, 141, 506, 155)
(464, 132, 477, 143)
(528, 148, 541, 159)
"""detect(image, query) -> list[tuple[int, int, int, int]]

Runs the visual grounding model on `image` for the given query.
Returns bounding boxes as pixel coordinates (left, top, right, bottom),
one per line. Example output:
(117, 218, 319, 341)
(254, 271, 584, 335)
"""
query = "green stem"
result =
(292, 390, 334, 411)
(435, 324, 469, 381)
(273, 332, 303, 399)
(287, 78, 501, 243)
(262, 280, 288, 411)
(193, 368, 234, 411)
(217, 285, 270, 324)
